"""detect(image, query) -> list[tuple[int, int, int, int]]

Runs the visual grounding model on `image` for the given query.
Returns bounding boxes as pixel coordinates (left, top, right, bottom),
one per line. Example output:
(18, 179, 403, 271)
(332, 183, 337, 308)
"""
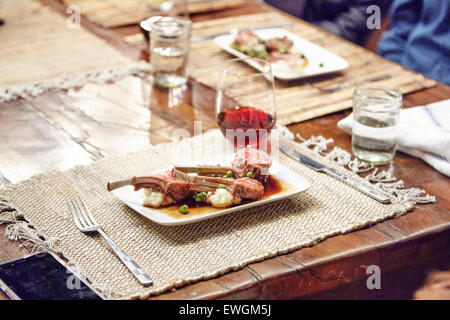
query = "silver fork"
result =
(66, 196, 153, 286)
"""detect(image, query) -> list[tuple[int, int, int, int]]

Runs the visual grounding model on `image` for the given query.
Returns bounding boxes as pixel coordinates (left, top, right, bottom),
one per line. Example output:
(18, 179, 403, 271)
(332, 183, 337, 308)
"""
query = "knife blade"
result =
(191, 21, 293, 43)
(279, 144, 392, 204)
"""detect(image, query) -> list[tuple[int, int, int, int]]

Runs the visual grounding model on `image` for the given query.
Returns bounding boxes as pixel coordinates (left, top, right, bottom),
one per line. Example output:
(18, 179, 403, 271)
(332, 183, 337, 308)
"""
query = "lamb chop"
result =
(265, 36, 307, 67)
(171, 169, 264, 200)
(107, 166, 264, 208)
(107, 146, 270, 208)
(172, 168, 264, 208)
(231, 146, 271, 182)
(265, 36, 294, 53)
(233, 31, 260, 49)
(175, 146, 272, 182)
(171, 165, 234, 177)
(107, 173, 191, 207)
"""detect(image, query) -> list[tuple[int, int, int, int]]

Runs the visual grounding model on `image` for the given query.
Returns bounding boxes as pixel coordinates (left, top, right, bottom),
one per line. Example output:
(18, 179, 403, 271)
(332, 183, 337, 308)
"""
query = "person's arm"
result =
(376, 0, 421, 63)
(315, 0, 392, 45)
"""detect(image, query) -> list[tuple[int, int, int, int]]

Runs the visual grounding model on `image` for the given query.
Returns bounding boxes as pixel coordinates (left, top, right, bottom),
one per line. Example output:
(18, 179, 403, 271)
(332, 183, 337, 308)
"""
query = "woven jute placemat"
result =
(1, 130, 413, 299)
(188, 12, 436, 126)
(61, 0, 250, 28)
(0, 0, 150, 102)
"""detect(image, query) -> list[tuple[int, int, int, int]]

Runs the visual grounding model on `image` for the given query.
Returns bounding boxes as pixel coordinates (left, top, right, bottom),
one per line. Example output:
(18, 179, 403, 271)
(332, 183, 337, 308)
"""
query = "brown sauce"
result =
(262, 175, 282, 197)
(152, 175, 294, 219)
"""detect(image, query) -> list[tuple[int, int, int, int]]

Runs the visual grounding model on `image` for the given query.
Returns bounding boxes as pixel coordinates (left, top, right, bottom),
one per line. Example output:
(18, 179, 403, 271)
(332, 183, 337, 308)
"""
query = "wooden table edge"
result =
(148, 221, 449, 300)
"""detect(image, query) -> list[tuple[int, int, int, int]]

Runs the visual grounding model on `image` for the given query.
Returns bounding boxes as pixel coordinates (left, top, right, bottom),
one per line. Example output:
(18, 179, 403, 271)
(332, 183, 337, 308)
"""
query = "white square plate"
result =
(111, 156, 309, 226)
(214, 28, 349, 80)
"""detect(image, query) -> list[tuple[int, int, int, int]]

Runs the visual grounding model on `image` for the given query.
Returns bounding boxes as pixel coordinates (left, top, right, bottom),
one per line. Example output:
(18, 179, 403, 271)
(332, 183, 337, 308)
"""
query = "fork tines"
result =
(66, 196, 99, 232)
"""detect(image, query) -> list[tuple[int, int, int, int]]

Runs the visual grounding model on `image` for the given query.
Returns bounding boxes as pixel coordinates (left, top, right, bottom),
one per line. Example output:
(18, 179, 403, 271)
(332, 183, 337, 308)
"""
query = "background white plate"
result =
(214, 28, 349, 80)
(112, 157, 310, 226)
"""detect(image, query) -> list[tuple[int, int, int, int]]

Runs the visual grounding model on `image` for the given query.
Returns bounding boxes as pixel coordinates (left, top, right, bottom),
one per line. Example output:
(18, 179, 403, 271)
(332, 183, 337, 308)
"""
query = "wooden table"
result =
(0, 0, 449, 300)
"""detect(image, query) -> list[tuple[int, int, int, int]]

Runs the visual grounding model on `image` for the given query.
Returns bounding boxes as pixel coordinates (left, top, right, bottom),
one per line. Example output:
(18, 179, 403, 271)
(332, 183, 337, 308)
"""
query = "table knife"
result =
(279, 144, 392, 204)
(191, 21, 293, 43)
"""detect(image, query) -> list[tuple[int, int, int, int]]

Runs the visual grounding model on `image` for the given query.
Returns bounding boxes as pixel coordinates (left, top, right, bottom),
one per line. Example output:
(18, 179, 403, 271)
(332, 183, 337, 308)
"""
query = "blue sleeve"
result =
(377, 0, 422, 63)
(316, 0, 391, 45)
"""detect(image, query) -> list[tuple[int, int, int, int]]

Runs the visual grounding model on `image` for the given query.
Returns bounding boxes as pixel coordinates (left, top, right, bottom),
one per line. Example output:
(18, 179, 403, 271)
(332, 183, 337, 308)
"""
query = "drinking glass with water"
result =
(352, 85, 402, 164)
(150, 17, 191, 88)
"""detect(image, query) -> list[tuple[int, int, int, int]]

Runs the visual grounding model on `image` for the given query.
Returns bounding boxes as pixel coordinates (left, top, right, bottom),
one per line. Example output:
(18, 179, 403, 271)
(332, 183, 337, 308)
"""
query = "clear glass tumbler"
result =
(352, 85, 402, 164)
(150, 16, 191, 88)
(140, 0, 189, 20)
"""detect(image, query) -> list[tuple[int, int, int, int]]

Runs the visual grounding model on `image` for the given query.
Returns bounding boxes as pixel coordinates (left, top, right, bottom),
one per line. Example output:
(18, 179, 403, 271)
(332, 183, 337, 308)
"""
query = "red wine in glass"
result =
(217, 106, 276, 149)
(216, 57, 276, 151)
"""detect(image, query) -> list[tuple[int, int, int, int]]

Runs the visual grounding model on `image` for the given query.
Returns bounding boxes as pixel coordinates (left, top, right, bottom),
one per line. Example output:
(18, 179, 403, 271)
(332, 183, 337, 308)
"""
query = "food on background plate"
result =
(231, 31, 308, 68)
(232, 31, 268, 59)
(107, 146, 271, 213)
(265, 36, 293, 53)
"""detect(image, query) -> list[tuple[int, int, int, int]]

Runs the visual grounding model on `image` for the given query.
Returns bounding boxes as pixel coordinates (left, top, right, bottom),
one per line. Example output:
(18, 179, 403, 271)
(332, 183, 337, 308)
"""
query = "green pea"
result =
(223, 170, 235, 179)
(319, 62, 324, 67)
(195, 192, 207, 202)
(246, 171, 255, 179)
(179, 204, 189, 214)
(217, 184, 227, 189)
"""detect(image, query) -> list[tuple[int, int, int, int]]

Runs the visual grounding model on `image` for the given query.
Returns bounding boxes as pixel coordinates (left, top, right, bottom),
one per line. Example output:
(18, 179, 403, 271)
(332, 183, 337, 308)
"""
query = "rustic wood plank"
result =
(29, 81, 152, 157)
(202, 226, 449, 300)
(212, 267, 260, 297)
(152, 266, 262, 300)
(149, 279, 229, 300)
(0, 99, 93, 183)
(0, 227, 29, 264)
(0, 225, 30, 300)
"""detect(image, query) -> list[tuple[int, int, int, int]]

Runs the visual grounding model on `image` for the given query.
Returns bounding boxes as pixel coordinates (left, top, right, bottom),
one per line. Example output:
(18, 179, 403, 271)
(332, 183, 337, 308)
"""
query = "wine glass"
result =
(216, 57, 276, 152)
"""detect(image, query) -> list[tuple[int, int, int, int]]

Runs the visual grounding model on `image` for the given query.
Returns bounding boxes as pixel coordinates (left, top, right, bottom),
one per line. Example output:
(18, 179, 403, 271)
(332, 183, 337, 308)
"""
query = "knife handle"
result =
(322, 168, 392, 204)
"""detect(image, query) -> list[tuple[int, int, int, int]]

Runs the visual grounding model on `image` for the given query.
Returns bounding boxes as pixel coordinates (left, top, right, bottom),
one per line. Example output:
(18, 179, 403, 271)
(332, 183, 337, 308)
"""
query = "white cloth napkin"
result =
(337, 99, 450, 177)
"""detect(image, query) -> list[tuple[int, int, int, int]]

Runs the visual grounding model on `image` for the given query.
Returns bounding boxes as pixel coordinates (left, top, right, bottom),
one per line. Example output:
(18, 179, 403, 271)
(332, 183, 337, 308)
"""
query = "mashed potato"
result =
(207, 189, 242, 208)
(142, 188, 164, 208)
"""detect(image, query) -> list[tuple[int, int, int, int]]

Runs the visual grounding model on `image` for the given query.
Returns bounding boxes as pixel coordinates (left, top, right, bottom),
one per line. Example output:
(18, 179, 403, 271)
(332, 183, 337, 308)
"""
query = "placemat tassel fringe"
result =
(0, 198, 120, 299)
(0, 61, 152, 103)
(276, 125, 436, 204)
